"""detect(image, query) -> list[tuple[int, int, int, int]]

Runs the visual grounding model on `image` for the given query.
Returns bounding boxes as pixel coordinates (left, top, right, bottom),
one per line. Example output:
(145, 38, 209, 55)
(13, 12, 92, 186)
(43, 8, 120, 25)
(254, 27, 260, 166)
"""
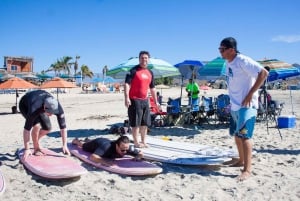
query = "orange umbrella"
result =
(40, 77, 77, 99)
(0, 77, 39, 110)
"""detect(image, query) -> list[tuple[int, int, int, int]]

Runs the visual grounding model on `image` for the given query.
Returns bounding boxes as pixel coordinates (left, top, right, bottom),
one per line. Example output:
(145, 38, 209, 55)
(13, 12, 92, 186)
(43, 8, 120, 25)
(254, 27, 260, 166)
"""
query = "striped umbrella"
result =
(107, 57, 180, 79)
(258, 59, 300, 82)
(198, 57, 226, 80)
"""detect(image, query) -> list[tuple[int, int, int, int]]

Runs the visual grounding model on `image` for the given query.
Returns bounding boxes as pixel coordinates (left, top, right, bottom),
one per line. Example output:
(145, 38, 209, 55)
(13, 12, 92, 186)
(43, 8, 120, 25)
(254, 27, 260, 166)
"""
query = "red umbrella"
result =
(0, 77, 39, 111)
(40, 77, 77, 99)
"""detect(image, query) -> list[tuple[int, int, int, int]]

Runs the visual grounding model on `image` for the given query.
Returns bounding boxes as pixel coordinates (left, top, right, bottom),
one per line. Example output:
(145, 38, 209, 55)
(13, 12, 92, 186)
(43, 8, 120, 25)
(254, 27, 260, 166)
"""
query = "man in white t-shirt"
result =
(219, 37, 269, 181)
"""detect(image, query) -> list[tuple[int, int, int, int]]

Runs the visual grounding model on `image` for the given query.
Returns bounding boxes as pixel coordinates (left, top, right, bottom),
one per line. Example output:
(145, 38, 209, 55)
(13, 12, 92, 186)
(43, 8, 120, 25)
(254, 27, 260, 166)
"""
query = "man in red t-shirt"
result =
(124, 51, 159, 148)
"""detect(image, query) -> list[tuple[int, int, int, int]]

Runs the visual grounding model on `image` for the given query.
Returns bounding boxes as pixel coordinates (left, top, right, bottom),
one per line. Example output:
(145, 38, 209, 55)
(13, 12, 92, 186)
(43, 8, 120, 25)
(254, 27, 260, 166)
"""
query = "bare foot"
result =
(33, 149, 45, 156)
(237, 170, 251, 182)
(134, 143, 149, 148)
(141, 143, 149, 148)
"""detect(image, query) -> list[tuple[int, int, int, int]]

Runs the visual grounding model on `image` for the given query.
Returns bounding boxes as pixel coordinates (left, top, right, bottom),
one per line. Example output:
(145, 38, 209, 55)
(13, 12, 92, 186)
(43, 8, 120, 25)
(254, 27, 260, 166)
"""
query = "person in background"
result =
(219, 37, 268, 181)
(185, 78, 200, 106)
(72, 135, 143, 166)
(156, 91, 163, 105)
(124, 51, 159, 148)
(19, 89, 70, 160)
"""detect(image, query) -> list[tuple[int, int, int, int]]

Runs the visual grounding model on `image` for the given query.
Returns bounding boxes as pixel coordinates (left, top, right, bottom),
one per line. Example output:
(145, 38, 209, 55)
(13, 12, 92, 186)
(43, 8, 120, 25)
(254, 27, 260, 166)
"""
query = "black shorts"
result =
(128, 99, 151, 127)
(19, 97, 52, 131)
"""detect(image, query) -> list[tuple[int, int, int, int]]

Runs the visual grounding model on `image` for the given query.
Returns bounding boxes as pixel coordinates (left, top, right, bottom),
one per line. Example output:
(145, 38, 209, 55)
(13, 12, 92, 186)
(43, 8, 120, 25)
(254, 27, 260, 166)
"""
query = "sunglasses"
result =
(218, 47, 229, 53)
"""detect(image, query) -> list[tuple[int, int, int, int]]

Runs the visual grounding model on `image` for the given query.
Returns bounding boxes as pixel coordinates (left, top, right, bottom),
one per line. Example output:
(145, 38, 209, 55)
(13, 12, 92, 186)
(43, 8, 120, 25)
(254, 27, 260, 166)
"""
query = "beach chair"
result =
(198, 96, 215, 124)
(149, 97, 167, 127)
(184, 97, 200, 124)
(215, 94, 231, 124)
(257, 90, 284, 122)
(166, 97, 183, 126)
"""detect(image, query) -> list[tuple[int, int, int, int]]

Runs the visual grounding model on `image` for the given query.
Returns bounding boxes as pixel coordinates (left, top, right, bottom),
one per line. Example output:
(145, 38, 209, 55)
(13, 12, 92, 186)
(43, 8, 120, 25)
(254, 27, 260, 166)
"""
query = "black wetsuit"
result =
(82, 138, 139, 159)
(19, 90, 66, 131)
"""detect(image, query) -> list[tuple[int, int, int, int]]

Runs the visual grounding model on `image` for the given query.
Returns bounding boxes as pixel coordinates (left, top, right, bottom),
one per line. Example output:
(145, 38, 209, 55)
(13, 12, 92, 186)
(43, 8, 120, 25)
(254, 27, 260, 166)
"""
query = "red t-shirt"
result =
(126, 66, 154, 100)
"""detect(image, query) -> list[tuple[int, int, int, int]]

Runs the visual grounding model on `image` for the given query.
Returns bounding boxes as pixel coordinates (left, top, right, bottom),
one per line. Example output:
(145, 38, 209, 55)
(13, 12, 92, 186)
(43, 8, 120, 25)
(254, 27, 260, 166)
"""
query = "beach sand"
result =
(0, 87, 299, 201)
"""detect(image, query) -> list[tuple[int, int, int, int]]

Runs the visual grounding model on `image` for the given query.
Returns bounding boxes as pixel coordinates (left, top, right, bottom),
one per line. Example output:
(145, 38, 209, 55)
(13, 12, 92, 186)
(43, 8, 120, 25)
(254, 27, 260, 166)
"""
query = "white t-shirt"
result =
(225, 54, 263, 111)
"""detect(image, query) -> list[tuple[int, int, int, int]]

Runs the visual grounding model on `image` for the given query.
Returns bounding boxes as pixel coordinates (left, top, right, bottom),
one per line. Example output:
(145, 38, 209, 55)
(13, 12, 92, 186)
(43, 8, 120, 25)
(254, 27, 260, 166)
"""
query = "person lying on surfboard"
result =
(19, 90, 70, 160)
(72, 135, 143, 166)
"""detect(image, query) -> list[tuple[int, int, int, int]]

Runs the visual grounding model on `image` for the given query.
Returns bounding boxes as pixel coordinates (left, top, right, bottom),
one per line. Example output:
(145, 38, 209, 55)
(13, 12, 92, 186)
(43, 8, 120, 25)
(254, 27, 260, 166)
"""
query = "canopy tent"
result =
(198, 57, 226, 80)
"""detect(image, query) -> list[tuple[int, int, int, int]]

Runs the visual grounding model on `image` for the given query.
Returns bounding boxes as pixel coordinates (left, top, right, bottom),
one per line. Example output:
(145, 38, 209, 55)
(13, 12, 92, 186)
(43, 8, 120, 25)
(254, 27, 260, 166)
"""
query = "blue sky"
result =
(1, 0, 299, 74)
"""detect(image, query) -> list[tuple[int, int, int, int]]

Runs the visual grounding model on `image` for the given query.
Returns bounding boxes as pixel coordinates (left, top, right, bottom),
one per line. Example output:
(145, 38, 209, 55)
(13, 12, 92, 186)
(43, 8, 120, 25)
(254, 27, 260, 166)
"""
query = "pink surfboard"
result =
(18, 148, 87, 179)
(0, 170, 5, 195)
(68, 143, 162, 176)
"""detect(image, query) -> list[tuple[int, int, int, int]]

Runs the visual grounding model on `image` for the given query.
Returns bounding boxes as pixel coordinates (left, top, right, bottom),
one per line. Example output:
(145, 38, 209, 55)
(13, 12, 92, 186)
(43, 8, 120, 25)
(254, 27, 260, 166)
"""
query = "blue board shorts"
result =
(230, 107, 257, 139)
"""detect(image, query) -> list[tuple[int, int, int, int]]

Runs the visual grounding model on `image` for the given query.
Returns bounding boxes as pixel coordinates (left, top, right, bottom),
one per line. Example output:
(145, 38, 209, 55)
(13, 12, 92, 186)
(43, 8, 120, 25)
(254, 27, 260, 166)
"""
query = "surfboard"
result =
(68, 143, 163, 176)
(125, 134, 241, 158)
(18, 148, 88, 179)
(0, 170, 5, 195)
(134, 145, 231, 165)
(124, 135, 233, 165)
(140, 136, 240, 158)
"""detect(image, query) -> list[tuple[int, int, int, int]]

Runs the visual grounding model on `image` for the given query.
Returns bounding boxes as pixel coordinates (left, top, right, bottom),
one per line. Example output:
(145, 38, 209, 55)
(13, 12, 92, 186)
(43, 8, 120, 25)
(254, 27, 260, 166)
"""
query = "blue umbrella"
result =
(258, 59, 300, 82)
(267, 67, 300, 82)
(92, 76, 116, 84)
(174, 60, 204, 79)
(198, 57, 226, 80)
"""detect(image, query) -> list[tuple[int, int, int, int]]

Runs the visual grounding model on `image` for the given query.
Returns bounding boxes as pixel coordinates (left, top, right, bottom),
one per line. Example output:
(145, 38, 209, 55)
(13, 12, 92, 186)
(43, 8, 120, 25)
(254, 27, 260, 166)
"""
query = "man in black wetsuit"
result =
(19, 89, 70, 159)
(72, 135, 143, 166)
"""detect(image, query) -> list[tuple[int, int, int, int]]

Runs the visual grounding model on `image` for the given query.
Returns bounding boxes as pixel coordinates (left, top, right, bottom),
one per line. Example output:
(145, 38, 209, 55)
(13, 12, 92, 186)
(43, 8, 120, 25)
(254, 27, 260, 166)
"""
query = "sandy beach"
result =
(0, 87, 299, 201)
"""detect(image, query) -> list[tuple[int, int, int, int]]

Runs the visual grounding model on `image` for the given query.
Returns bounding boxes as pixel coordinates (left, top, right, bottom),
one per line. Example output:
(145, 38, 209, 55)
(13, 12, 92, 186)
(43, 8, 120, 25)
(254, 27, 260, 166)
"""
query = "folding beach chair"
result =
(215, 94, 231, 124)
(149, 96, 167, 127)
(166, 97, 183, 126)
(184, 97, 200, 124)
(198, 96, 215, 124)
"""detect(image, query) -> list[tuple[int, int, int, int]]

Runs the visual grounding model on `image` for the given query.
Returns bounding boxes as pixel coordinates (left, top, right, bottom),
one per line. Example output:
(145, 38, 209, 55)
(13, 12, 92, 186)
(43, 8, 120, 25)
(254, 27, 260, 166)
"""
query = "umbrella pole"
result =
(57, 88, 59, 100)
(16, 89, 18, 111)
(180, 76, 183, 100)
(290, 89, 294, 115)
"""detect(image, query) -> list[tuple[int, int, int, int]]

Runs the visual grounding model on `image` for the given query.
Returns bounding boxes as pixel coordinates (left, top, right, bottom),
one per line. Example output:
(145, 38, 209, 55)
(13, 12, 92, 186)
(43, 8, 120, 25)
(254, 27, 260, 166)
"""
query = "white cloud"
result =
(271, 35, 300, 43)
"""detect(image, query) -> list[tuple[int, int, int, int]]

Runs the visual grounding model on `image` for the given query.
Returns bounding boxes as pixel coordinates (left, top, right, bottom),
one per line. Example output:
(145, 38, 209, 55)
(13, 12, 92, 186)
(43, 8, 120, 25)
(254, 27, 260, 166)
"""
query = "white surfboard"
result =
(137, 146, 231, 165)
(137, 136, 240, 158)
(124, 135, 238, 165)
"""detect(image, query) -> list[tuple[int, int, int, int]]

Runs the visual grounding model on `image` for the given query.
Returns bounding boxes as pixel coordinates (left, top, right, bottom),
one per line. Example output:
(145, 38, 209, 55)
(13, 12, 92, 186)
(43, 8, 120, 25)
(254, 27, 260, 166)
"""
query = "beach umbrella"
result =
(40, 77, 77, 99)
(0, 77, 39, 110)
(92, 76, 116, 84)
(198, 57, 226, 81)
(174, 60, 204, 79)
(107, 57, 180, 79)
(36, 73, 54, 79)
(257, 59, 300, 82)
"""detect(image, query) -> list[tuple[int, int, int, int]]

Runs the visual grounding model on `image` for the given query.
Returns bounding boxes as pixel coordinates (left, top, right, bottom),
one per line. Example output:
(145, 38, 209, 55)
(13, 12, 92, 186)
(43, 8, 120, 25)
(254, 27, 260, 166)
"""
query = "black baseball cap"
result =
(220, 37, 239, 53)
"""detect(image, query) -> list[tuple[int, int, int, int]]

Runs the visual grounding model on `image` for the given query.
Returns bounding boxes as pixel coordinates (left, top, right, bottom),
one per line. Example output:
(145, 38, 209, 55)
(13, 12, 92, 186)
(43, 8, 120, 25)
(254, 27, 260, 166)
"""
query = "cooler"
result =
(277, 115, 296, 128)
